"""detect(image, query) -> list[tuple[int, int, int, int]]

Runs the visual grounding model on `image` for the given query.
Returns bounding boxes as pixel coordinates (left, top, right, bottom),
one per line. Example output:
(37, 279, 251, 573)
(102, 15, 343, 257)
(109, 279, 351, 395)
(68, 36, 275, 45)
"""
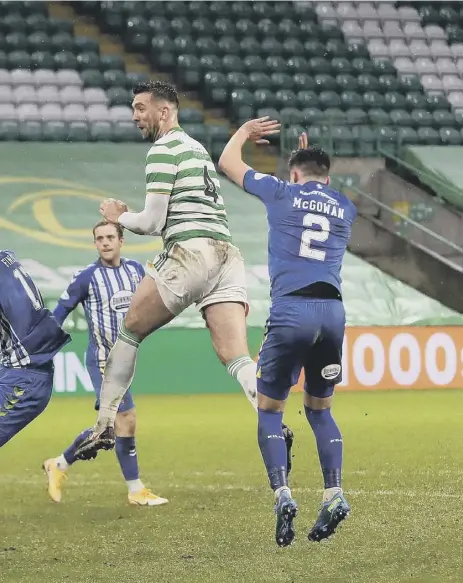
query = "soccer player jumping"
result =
(219, 121, 356, 547)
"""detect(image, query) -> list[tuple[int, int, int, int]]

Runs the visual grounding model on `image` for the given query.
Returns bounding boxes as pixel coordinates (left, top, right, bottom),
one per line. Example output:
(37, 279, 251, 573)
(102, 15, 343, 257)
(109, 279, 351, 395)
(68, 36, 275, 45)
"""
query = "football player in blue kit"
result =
(219, 120, 356, 547)
(0, 250, 70, 447)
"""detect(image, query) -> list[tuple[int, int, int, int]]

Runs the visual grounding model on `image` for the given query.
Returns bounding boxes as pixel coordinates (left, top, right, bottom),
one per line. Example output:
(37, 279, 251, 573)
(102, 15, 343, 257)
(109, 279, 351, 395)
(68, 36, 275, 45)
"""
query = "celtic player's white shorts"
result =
(145, 238, 248, 316)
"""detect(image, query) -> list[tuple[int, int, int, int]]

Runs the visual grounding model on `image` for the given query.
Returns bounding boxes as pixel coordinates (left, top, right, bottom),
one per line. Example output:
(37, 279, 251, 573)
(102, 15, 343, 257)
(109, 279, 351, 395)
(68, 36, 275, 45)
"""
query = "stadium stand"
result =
(1, 0, 463, 158)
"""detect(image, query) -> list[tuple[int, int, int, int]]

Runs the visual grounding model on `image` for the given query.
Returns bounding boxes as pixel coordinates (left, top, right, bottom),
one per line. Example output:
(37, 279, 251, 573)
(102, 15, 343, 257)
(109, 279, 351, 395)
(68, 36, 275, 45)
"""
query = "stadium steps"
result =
(47, 1, 278, 174)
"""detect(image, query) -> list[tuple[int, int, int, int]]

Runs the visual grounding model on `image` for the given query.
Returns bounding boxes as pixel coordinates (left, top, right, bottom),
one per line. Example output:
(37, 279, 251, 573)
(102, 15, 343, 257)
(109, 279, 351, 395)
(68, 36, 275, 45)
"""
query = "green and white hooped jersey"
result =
(145, 127, 232, 250)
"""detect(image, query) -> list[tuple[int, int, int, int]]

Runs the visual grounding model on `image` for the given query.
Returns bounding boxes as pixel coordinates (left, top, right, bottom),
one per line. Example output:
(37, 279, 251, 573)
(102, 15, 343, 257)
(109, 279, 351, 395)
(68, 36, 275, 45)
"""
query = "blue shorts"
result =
(0, 364, 54, 447)
(87, 364, 135, 413)
(257, 297, 345, 401)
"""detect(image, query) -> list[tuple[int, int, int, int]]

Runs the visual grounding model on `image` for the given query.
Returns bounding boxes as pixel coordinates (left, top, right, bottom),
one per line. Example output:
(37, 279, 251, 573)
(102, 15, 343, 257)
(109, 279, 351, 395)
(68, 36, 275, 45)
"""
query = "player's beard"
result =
(148, 124, 163, 143)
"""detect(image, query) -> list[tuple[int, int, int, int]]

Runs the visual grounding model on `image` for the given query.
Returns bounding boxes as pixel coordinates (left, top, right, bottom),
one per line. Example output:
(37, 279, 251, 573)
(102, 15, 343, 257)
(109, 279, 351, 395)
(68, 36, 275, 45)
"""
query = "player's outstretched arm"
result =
(218, 116, 280, 188)
(53, 270, 89, 325)
(100, 195, 169, 237)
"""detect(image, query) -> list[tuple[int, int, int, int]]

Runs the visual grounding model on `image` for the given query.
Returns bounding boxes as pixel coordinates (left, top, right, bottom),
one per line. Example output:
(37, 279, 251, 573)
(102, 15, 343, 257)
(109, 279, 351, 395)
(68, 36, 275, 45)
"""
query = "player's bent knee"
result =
(115, 408, 136, 437)
(258, 392, 286, 412)
(304, 393, 333, 410)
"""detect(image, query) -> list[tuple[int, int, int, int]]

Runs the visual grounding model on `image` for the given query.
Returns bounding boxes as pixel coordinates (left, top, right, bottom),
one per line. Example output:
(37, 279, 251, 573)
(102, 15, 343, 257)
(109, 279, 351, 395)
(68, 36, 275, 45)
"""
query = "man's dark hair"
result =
(288, 146, 330, 178)
(132, 80, 179, 108)
(93, 220, 124, 240)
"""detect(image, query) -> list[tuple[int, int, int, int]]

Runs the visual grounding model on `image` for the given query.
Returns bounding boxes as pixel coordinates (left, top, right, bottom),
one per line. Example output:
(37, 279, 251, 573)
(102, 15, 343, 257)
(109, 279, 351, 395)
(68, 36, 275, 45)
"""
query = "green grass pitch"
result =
(1, 390, 462, 583)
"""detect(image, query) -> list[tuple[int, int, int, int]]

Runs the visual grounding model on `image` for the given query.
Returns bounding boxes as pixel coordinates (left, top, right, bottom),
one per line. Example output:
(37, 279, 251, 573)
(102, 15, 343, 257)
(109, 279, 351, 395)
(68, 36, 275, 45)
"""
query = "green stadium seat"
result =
(18, 121, 42, 142)
(309, 57, 329, 74)
(42, 121, 67, 142)
(420, 5, 440, 26)
(171, 18, 192, 36)
(107, 87, 130, 107)
(230, 88, 255, 113)
(319, 90, 341, 109)
(325, 39, 346, 58)
(192, 19, 215, 37)
(265, 56, 286, 74)
(378, 75, 400, 94)
(320, 23, 343, 40)
(336, 74, 358, 92)
(410, 109, 433, 128)
(125, 72, 149, 90)
(112, 121, 141, 142)
(383, 92, 406, 111)
(196, 36, 218, 54)
(278, 19, 301, 39)
(179, 108, 204, 124)
(148, 17, 170, 36)
(4, 13, 27, 34)
(208, 124, 230, 143)
(218, 36, 240, 56)
(177, 54, 201, 88)
(293, 73, 315, 90)
(77, 52, 101, 71)
(285, 124, 306, 149)
(332, 126, 354, 157)
(126, 15, 150, 36)
(297, 90, 319, 108)
(426, 94, 450, 112)
(355, 126, 377, 157)
(226, 71, 247, 89)
(346, 108, 367, 125)
(307, 125, 323, 145)
(446, 24, 463, 44)
(125, 32, 149, 53)
(208, 87, 228, 107)
(432, 110, 454, 128)
(8, 50, 31, 69)
(254, 88, 277, 108)
(280, 107, 304, 125)
(256, 107, 280, 122)
(397, 127, 418, 146)
(269, 73, 293, 90)
(368, 108, 390, 126)
(352, 58, 374, 75)
(363, 91, 385, 109)
(174, 36, 196, 55)
(209, 2, 233, 20)
(225, 54, 246, 72)
(377, 126, 397, 155)
(25, 14, 49, 33)
(27, 32, 51, 53)
(53, 51, 77, 70)
(262, 39, 283, 56)
(75, 36, 100, 54)
(68, 121, 89, 142)
(90, 121, 112, 142)
(31, 51, 55, 70)
(232, 2, 254, 20)
(373, 59, 396, 76)
(440, 6, 459, 25)
(200, 55, 222, 71)
(0, 120, 19, 141)
(282, 39, 304, 57)
(324, 107, 344, 123)
(257, 18, 278, 37)
(101, 11, 124, 35)
(314, 74, 337, 92)
(358, 74, 380, 93)
(48, 18, 74, 36)
(331, 58, 352, 75)
(304, 40, 326, 58)
(100, 54, 125, 71)
(101, 69, 125, 89)
(417, 127, 440, 146)
(165, 1, 189, 17)
(275, 89, 297, 108)
(236, 19, 258, 37)
(214, 18, 234, 37)
(390, 109, 412, 127)
(340, 91, 363, 110)
(247, 72, 271, 91)
(439, 128, 461, 145)
(286, 56, 307, 73)
(301, 107, 323, 124)
(347, 41, 369, 58)
(405, 92, 427, 111)
(399, 75, 422, 93)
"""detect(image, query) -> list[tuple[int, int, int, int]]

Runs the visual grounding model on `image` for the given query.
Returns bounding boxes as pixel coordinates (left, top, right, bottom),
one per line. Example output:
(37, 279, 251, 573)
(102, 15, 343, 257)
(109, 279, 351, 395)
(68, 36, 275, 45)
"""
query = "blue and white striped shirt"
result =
(53, 258, 145, 369)
(0, 250, 70, 368)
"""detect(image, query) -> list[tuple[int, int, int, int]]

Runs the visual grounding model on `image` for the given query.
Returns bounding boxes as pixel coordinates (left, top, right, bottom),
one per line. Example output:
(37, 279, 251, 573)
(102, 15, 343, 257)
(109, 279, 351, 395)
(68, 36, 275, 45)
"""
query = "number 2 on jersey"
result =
(299, 212, 330, 261)
(13, 267, 43, 310)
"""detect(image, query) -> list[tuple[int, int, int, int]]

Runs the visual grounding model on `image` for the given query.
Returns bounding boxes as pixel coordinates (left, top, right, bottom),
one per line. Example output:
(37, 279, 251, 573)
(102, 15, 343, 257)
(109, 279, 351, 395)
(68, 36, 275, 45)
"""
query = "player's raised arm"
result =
(218, 117, 280, 189)
(53, 269, 89, 326)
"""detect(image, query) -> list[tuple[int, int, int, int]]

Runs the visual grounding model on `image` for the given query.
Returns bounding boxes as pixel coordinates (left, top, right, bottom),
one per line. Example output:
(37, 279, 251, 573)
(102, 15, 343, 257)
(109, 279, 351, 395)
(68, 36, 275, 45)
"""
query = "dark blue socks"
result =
(305, 406, 343, 488)
(258, 408, 288, 491)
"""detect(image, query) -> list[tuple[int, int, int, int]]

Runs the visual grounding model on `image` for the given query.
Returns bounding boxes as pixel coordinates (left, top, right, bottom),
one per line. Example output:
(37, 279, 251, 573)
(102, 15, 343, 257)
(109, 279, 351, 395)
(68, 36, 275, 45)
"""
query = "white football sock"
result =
(55, 454, 69, 472)
(127, 479, 144, 493)
(227, 356, 258, 412)
(323, 487, 343, 502)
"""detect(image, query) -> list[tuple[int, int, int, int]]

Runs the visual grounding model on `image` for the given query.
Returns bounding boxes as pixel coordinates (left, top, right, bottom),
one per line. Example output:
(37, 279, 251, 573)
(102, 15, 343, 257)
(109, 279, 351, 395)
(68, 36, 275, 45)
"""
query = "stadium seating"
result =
(2, 1, 463, 156)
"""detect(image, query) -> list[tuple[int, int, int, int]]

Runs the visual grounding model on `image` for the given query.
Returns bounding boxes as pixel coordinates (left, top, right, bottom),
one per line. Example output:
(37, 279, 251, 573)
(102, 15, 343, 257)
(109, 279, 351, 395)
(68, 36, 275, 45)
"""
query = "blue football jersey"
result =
(243, 171, 357, 299)
(53, 258, 145, 369)
(0, 250, 71, 368)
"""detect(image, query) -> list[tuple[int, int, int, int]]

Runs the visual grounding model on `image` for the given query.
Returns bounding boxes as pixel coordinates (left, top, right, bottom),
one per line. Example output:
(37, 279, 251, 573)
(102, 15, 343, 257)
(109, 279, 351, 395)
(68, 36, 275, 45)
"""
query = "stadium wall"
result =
(54, 326, 463, 395)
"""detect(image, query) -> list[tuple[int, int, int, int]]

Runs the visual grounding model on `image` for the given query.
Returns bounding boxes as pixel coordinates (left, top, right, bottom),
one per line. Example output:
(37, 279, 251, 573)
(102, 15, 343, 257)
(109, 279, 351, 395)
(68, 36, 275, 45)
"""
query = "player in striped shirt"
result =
(43, 221, 167, 507)
(75, 81, 294, 472)
(0, 250, 70, 447)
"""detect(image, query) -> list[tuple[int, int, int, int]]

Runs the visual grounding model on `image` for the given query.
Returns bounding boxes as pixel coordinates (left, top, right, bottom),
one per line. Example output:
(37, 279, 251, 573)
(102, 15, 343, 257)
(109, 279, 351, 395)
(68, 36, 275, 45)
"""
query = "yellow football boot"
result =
(43, 458, 67, 503)
(128, 488, 169, 506)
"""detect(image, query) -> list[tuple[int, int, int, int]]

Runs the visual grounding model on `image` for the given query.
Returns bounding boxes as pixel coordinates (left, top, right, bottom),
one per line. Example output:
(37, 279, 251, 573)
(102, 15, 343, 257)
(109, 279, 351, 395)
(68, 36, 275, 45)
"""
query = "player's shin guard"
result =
(97, 322, 140, 429)
(257, 408, 288, 491)
(305, 406, 343, 489)
(227, 356, 258, 411)
(115, 436, 139, 481)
